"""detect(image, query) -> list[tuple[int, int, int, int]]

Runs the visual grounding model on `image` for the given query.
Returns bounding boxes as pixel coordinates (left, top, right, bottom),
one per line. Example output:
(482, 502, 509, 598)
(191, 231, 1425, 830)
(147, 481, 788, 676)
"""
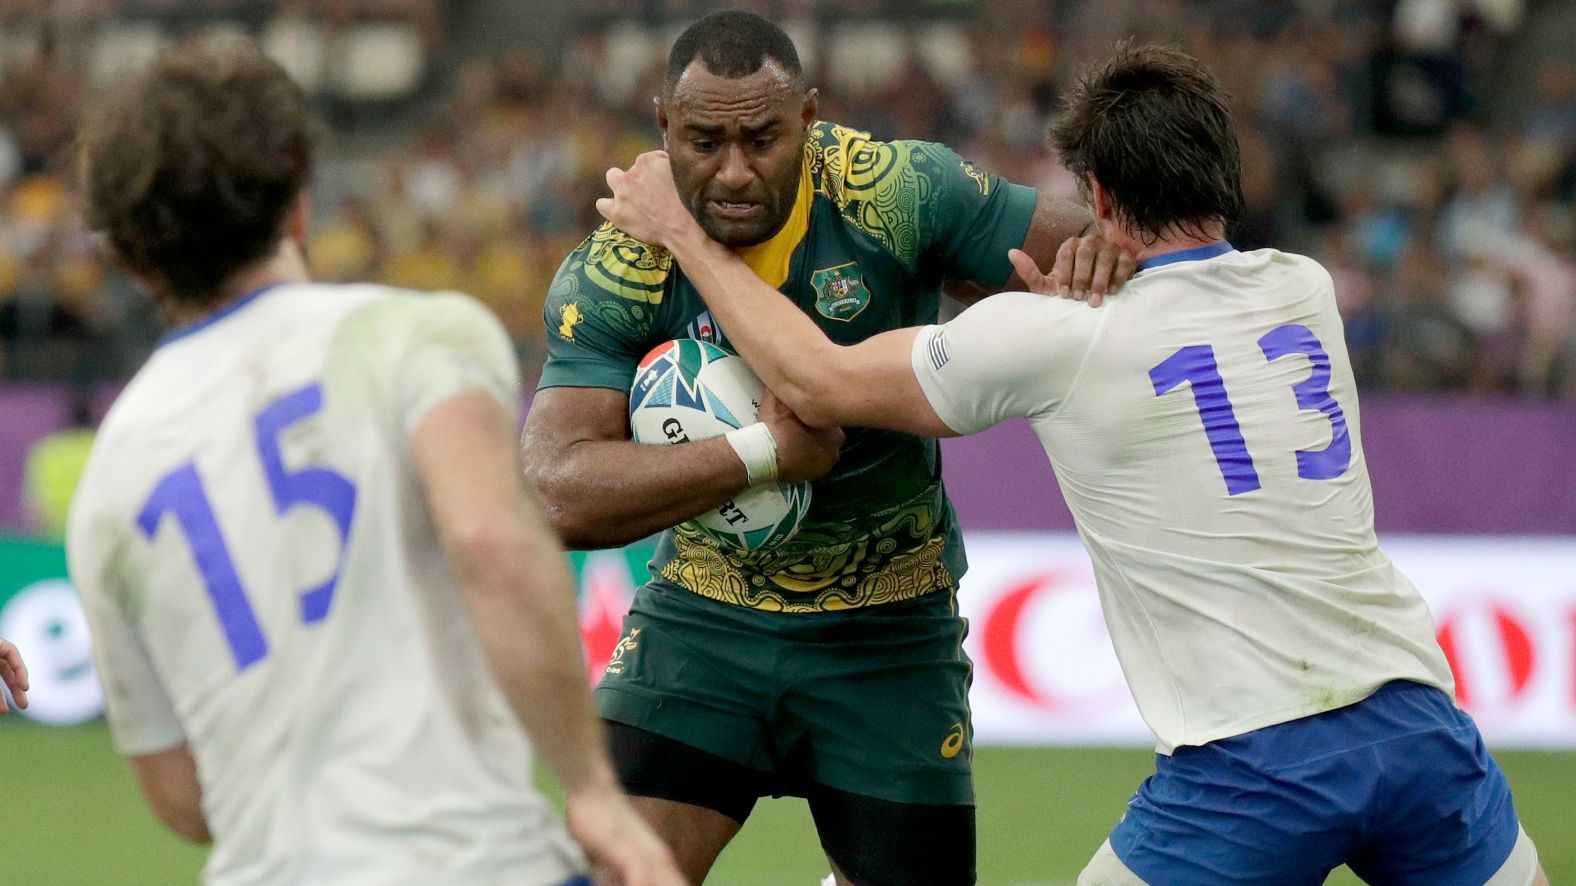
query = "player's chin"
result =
(699, 213, 775, 248)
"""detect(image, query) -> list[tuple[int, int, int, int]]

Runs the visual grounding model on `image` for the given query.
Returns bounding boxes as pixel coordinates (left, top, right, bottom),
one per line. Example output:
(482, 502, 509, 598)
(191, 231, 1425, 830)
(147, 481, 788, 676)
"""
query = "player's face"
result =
(660, 60, 817, 247)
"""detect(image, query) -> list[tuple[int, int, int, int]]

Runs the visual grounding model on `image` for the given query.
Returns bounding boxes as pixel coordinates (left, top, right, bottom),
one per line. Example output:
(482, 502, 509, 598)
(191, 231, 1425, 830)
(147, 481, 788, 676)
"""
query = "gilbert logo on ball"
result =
(630, 339, 811, 552)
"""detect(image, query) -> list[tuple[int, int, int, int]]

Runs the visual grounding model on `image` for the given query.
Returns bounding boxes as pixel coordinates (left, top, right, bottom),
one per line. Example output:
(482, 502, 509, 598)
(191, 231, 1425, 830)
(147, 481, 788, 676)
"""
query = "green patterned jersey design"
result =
(538, 120, 1037, 612)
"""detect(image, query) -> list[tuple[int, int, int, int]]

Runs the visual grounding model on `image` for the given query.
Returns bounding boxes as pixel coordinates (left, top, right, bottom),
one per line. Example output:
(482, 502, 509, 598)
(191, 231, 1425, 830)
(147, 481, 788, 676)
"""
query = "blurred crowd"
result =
(3, 0, 1575, 395)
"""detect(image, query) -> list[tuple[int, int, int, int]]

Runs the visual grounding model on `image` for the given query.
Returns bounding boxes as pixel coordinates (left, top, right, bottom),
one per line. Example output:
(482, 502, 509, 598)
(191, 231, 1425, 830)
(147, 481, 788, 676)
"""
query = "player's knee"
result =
(1077, 839, 1150, 886)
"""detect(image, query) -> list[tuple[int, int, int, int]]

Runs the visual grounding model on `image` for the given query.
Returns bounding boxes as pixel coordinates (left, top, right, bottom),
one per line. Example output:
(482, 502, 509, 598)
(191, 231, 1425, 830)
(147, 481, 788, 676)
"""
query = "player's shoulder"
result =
(1222, 247, 1337, 302)
(329, 287, 516, 397)
(960, 289, 1102, 341)
(336, 283, 498, 332)
(553, 221, 674, 306)
(1264, 248, 1334, 285)
(809, 121, 975, 266)
(1217, 246, 1331, 278)
(808, 120, 980, 200)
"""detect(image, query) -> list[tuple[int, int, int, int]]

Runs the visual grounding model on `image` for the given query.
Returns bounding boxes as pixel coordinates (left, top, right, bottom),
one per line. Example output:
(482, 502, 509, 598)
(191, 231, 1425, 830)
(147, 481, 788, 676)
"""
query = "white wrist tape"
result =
(725, 422, 779, 487)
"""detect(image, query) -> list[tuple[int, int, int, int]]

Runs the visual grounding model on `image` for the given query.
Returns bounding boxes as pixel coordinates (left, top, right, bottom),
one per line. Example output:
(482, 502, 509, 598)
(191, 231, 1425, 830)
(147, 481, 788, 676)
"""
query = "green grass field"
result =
(3, 721, 1570, 884)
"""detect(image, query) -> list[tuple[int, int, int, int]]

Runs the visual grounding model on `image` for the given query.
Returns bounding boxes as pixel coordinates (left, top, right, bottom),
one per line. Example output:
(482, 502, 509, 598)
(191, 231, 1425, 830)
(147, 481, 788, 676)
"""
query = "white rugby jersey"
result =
(68, 283, 583, 885)
(912, 245, 1455, 753)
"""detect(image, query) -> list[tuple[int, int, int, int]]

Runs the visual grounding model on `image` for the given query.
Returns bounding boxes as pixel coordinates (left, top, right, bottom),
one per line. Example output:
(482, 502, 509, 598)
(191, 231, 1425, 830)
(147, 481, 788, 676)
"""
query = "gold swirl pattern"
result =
(661, 498, 955, 612)
(579, 222, 672, 305)
(808, 122, 932, 270)
(545, 264, 653, 341)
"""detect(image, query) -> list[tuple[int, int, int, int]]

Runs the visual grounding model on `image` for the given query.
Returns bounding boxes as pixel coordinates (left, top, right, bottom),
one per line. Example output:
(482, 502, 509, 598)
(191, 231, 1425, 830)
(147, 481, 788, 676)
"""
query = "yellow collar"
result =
(731, 158, 812, 289)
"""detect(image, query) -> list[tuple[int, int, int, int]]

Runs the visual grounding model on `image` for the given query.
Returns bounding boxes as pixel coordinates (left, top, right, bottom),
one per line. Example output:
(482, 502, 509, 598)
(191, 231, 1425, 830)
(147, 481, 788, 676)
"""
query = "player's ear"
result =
(286, 191, 311, 246)
(655, 95, 670, 150)
(1089, 176, 1113, 223)
(802, 87, 819, 129)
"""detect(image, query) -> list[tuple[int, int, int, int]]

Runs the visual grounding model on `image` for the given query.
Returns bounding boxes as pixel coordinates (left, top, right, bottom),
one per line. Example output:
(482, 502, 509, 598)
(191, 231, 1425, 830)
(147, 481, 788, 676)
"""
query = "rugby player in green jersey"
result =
(521, 12, 1132, 885)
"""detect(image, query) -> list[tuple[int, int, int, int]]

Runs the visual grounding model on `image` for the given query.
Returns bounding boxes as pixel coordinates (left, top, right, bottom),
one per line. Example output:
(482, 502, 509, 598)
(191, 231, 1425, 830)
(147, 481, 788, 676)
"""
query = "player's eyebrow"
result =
(682, 119, 781, 139)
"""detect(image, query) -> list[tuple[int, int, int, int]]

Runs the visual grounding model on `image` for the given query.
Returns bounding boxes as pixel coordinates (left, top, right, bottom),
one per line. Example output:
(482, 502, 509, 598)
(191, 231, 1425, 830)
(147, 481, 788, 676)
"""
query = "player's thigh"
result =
(605, 720, 765, 823)
(1356, 825, 1543, 886)
(1483, 828, 1544, 886)
(782, 592, 975, 808)
(626, 794, 742, 886)
(807, 782, 975, 886)
(604, 722, 764, 883)
(1104, 747, 1349, 886)
(595, 587, 774, 769)
(1077, 839, 1150, 886)
(1348, 700, 1532, 886)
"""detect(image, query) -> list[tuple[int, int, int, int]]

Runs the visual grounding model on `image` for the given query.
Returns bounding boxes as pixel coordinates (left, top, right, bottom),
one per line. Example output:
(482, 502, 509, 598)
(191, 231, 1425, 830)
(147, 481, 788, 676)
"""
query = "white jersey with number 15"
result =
(912, 247, 1455, 754)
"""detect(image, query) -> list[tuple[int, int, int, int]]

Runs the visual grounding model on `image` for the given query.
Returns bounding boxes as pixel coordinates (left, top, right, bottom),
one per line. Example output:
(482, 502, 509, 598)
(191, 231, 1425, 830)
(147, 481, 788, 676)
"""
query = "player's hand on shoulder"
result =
(565, 784, 685, 886)
(0, 636, 28, 714)
(760, 393, 844, 484)
(596, 151, 699, 249)
(1011, 234, 1138, 308)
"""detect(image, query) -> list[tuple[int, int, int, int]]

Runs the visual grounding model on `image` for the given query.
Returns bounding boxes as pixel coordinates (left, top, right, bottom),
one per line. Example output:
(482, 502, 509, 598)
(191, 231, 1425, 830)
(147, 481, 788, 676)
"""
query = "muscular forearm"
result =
(524, 432, 751, 549)
(418, 395, 622, 800)
(456, 507, 618, 799)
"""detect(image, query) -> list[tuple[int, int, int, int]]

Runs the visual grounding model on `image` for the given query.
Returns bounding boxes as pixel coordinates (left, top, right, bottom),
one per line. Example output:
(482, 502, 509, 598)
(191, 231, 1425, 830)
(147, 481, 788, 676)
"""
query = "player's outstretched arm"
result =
(596, 153, 955, 436)
(415, 393, 684, 886)
(0, 636, 27, 714)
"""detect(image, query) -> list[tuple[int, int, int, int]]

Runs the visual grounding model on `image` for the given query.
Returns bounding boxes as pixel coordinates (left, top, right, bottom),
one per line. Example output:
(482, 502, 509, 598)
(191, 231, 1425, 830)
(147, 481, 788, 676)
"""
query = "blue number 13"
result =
(1150, 324, 1351, 496)
(138, 383, 357, 671)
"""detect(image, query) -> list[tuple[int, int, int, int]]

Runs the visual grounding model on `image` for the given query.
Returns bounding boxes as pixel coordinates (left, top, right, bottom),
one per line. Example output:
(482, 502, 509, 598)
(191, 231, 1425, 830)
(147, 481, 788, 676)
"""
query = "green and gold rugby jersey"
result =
(538, 121, 1037, 613)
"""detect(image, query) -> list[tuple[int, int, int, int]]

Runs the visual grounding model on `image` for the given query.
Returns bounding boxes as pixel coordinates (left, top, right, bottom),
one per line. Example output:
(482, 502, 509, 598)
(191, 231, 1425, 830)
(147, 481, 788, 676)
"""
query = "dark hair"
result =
(1050, 43, 1243, 242)
(78, 37, 317, 307)
(663, 10, 804, 96)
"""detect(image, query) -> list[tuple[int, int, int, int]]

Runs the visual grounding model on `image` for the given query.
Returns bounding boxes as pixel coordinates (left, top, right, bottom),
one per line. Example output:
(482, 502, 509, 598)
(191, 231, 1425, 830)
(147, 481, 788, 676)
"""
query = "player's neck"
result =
(163, 242, 312, 330)
(1113, 222, 1228, 266)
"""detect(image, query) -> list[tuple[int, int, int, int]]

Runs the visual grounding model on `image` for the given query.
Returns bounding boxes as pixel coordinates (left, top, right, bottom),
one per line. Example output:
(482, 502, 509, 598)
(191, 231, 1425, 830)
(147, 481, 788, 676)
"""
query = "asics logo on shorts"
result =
(940, 722, 966, 759)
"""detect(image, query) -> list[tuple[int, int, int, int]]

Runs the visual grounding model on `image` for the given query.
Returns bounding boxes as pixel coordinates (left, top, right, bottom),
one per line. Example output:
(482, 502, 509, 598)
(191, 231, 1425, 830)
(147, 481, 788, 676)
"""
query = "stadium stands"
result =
(1, 0, 1572, 392)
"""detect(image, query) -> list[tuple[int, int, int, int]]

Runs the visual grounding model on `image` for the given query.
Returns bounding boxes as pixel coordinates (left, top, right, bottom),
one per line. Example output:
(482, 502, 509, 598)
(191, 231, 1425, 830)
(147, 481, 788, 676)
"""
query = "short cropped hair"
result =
(1050, 44, 1244, 243)
(79, 37, 317, 307)
(664, 10, 804, 95)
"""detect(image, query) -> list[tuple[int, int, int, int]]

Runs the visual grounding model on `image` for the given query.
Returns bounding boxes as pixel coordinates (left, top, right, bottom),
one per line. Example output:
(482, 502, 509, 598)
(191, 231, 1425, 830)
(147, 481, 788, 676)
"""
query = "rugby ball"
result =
(629, 339, 811, 552)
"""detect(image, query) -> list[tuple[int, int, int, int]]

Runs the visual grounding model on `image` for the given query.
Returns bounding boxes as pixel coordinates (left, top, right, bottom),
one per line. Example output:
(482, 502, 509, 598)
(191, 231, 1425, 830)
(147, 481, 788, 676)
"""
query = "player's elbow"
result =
(133, 749, 212, 845)
(518, 476, 615, 549)
(779, 385, 839, 429)
(519, 458, 587, 545)
(520, 448, 636, 549)
(444, 519, 537, 588)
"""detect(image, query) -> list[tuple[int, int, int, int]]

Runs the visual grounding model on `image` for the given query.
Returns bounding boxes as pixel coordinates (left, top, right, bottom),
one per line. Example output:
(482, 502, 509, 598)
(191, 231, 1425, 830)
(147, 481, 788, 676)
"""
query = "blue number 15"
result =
(1149, 323, 1351, 496)
(137, 383, 357, 671)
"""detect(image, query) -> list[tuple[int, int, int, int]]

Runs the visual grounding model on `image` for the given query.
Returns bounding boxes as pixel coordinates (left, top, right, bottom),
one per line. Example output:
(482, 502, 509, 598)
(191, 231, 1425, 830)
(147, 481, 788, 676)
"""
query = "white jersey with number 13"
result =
(912, 247, 1455, 753)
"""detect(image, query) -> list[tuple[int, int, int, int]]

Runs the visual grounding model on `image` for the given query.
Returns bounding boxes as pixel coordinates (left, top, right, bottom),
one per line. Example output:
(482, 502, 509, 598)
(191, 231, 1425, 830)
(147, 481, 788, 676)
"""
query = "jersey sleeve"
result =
(536, 223, 669, 393)
(395, 292, 523, 433)
(912, 141, 1037, 286)
(339, 291, 524, 434)
(909, 291, 1095, 434)
(67, 493, 186, 756)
